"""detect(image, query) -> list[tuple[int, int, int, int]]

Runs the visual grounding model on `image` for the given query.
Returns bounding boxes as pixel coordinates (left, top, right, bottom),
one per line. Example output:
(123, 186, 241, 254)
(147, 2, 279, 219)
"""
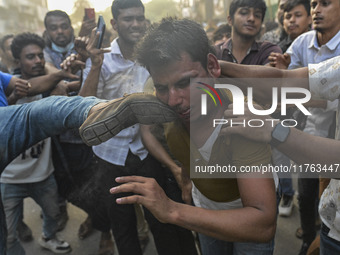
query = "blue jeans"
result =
(1, 175, 59, 255)
(320, 224, 340, 255)
(198, 232, 274, 255)
(0, 95, 102, 254)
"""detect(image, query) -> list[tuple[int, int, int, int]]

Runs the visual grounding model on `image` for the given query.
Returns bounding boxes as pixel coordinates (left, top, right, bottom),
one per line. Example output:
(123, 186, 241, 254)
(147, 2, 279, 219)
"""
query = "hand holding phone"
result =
(96, 15, 106, 49)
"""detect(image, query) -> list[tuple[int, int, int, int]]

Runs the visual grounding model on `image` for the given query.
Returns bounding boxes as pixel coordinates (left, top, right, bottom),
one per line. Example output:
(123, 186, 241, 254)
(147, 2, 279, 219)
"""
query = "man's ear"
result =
(227, 15, 233, 26)
(111, 19, 117, 31)
(207, 53, 221, 78)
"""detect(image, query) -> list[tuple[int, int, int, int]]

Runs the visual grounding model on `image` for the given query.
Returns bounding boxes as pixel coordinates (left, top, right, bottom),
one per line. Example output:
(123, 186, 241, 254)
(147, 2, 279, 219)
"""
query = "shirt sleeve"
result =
(308, 56, 340, 101)
(287, 38, 303, 70)
(0, 71, 13, 91)
(43, 48, 53, 64)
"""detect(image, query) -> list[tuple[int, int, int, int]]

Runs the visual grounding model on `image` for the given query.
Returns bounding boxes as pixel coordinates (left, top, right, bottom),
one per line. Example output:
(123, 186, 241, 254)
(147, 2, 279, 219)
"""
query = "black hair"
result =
(0, 34, 14, 51)
(212, 24, 232, 42)
(11, 32, 45, 60)
(229, 0, 267, 22)
(136, 17, 215, 72)
(111, 0, 145, 20)
(44, 10, 72, 28)
(283, 0, 311, 16)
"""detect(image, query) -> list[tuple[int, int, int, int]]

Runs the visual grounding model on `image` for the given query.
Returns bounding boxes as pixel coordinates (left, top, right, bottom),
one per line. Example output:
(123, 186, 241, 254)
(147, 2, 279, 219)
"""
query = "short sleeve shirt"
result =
(215, 39, 282, 65)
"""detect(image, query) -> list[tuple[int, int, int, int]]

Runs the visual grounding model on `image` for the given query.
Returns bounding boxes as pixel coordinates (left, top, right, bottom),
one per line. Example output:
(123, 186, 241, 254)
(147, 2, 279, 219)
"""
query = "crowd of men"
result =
(1, 0, 340, 255)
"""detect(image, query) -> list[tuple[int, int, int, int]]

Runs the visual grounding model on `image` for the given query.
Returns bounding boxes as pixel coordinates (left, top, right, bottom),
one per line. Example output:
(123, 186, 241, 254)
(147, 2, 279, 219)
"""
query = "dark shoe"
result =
(80, 93, 177, 146)
(57, 205, 69, 231)
(78, 215, 93, 240)
(298, 242, 310, 255)
(98, 232, 115, 255)
(17, 221, 33, 242)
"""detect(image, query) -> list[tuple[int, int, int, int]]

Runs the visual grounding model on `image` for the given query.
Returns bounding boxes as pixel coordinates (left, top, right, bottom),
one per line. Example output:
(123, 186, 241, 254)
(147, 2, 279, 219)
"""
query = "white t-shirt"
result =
(0, 95, 54, 183)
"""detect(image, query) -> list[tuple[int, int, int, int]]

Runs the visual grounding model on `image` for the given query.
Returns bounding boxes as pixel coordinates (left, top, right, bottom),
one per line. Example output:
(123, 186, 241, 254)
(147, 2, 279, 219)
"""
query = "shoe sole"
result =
(80, 94, 177, 146)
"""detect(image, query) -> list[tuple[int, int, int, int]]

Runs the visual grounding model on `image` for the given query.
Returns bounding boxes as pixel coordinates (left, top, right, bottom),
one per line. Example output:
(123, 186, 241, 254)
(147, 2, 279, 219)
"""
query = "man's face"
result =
(45, 15, 74, 47)
(151, 52, 213, 123)
(283, 4, 311, 40)
(311, 0, 340, 33)
(277, 0, 289, 25)
(229, 7, 263, 39)
(19, 44, 45, 79)
(111, 7, 146, 45)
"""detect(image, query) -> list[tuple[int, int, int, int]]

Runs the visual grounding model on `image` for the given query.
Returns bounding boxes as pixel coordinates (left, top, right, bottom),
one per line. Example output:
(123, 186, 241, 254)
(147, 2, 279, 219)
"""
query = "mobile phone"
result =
(96, 15, 106, 49)
(84, 8, 95, 20)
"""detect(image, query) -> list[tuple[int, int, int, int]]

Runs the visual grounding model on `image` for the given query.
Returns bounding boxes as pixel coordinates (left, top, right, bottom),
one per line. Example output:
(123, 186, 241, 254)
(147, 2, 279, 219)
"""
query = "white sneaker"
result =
(38, 235, 71, 254)
(279, 195, 294, 217)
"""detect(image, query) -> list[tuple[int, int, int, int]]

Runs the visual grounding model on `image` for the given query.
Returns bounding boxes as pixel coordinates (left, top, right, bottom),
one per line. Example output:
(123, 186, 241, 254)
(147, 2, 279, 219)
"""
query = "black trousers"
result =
(91, 151, 198, 255)
(298, 177, 319, 244)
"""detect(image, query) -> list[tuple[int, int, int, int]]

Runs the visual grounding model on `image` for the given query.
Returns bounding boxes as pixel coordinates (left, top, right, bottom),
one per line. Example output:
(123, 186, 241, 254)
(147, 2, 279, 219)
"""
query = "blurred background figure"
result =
(0, 35, 20, 74)
(212, 23, 231, 45)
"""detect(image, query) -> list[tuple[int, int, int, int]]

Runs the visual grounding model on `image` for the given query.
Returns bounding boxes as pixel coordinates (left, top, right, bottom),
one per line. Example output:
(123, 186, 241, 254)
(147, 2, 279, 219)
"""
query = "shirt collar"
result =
(309, 30, 340, 50)
(110, 38, 123, 57)
(225, 38, 259, 53)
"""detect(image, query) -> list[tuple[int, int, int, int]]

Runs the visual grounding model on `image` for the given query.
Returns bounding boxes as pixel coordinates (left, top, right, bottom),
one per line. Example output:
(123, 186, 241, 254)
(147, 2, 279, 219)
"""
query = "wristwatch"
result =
(269, 122, 291, 147)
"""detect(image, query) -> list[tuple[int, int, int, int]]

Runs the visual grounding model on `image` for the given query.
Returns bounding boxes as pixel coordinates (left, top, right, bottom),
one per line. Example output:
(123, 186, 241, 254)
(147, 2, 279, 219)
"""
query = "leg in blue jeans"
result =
(198, 233, 233, 254)
(1, 175, 60, 254)
(0, 96, 102, 170)
(0, 183, 26, 255)
(29, 175, 59, 239)
(0, 95, 102, 253)
(198, 232, 274, 255)
(320, 224, 340, 255)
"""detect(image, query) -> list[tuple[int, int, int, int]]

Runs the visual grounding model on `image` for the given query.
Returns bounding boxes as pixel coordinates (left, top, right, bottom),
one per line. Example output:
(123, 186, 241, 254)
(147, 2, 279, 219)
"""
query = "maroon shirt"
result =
(215, 39, 282, 65)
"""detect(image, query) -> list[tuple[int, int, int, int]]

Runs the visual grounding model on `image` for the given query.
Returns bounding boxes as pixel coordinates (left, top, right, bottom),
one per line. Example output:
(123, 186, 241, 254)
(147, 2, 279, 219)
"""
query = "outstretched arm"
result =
(6, 70, 79, 104)
(218, 60, 309, 103)
(110, 175, 276, 243)
(221, 103, 340, 166)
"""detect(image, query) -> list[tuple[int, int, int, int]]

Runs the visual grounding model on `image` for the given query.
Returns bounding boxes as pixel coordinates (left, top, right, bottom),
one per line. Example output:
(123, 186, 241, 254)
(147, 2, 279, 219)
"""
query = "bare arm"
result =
(5, 69, 79, 104)
(27, 70, 79, 95)
(218, 60, 309, 103)
(110, 175, 276, 243)
(222, 103, 340, 165)
(78, 29, 110, 97)
(140, 124, 192, 204)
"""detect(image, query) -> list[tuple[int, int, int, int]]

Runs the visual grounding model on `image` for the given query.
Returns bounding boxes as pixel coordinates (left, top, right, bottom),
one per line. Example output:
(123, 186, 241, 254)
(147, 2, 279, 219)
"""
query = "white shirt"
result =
(82, 39, 149, 166)
(287, 30, 340, 137)
(309, 56, 340, 241)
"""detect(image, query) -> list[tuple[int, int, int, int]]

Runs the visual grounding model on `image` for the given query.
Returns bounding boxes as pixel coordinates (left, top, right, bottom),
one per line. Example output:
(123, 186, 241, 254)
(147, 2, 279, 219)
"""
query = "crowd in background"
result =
(0, 0, 339, 255)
